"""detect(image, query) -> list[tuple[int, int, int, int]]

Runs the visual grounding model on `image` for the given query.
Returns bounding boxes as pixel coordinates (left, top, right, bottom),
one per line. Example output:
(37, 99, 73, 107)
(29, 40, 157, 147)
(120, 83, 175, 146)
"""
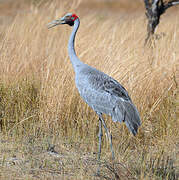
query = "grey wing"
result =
(86, 70, 141, 135)
(101, 78, 131, 101)
(101, 78, 141, 135)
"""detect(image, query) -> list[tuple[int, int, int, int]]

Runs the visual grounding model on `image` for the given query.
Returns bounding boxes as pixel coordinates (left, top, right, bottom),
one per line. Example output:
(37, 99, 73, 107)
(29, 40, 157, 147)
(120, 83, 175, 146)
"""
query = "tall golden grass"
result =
(0, 0, 178, 179)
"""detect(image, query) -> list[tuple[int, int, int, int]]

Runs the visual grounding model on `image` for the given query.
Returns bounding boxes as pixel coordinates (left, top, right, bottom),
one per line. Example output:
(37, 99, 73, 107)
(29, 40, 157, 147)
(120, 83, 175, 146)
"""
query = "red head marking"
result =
(72, 14, 78, 21)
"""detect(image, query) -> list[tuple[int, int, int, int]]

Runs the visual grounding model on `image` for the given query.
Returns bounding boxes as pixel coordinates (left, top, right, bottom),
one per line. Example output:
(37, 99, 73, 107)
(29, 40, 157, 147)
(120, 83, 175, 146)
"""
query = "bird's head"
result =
(47, 13, 79, 28)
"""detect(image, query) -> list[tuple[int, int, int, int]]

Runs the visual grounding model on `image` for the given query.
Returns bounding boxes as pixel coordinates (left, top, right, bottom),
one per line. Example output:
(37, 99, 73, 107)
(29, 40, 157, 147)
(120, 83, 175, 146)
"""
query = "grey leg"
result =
(97, 117, 103, 175)
(98, 118, 103, 161)
(98, 113, 115, 160)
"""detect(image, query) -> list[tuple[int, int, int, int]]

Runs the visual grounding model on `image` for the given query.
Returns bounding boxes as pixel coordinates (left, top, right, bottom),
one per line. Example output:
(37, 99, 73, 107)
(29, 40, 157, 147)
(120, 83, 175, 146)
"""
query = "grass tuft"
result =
(0, 78, 40, 136)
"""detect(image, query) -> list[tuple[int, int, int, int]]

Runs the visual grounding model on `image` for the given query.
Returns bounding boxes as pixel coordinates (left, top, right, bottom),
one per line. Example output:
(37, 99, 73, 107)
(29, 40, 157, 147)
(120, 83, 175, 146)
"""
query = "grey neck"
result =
(68, 18, 83, 71)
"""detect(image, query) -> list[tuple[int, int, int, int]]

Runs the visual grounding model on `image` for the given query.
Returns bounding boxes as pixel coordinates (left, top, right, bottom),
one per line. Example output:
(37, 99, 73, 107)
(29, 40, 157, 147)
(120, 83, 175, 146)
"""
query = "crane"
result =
(47, 13, 141, 162)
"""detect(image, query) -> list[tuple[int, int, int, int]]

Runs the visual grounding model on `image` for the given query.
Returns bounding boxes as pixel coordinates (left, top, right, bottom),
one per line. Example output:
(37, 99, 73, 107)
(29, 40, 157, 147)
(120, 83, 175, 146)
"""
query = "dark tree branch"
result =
(163, 0, 179, 11)
(144, 0, 179, 44)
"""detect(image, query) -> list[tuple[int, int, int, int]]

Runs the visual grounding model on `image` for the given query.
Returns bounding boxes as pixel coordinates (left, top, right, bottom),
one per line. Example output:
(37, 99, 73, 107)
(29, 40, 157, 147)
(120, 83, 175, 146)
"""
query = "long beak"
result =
(47, 17, 65, 29)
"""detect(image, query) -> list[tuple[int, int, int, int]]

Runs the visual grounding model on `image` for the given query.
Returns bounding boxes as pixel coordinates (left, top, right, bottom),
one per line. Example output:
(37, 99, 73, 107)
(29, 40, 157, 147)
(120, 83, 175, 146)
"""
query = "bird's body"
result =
(66, 16, 141, 135)
(48, 13, 141, 163)
(75, 64, 140, 134)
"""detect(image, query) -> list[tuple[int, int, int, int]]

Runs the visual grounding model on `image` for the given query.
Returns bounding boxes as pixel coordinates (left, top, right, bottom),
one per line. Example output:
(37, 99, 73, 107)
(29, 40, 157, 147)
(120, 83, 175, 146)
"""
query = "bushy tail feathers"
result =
(112, 100, 141, 136)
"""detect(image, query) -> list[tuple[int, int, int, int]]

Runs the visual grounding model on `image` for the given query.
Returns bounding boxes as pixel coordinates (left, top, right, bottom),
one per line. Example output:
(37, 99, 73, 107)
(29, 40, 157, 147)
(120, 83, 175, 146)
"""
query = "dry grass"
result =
(0, 0, 178, 179)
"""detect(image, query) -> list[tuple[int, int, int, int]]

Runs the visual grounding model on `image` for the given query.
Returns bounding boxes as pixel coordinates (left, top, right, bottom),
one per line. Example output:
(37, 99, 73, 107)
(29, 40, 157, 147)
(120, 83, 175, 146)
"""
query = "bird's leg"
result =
(98, 114, 115, 160)
(97, 117, 103, 175)
(98, 118, 103, 161)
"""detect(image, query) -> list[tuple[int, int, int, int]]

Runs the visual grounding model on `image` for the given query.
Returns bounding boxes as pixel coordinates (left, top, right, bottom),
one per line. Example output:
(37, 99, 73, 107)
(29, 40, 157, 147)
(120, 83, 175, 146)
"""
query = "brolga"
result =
(47, 13, 141, 162)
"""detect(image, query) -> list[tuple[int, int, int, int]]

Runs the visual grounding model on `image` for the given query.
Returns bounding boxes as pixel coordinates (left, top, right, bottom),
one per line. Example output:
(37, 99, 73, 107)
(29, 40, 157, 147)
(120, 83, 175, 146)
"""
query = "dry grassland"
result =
(0, 0, 178, 179)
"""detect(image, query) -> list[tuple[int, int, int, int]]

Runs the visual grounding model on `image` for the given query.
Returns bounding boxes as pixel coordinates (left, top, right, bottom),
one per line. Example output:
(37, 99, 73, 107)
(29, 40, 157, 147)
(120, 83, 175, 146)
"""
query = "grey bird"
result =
(47, 13, 141, 162)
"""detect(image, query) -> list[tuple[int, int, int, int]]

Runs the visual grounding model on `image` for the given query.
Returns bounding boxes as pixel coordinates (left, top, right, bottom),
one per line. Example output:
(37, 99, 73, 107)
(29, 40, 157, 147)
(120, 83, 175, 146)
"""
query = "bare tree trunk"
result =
(144, 0, 179, 44)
